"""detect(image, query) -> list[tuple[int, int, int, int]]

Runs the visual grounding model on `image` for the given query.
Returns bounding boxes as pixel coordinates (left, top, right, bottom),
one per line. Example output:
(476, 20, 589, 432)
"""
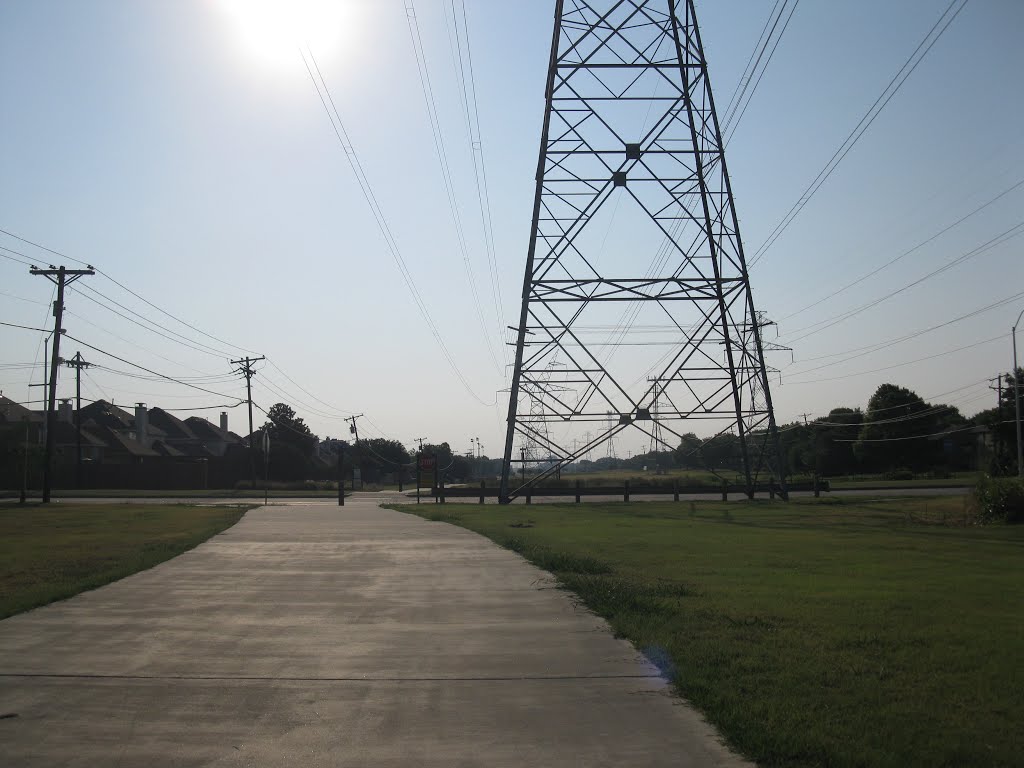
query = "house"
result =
(4, 396, 250, 489)
(0, 395, 44, 444)
(183, 413, 243, 457)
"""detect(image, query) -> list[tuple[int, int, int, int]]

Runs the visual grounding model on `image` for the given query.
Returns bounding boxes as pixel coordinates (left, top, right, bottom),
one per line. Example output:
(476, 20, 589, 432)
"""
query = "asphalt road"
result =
(0, 496, 749, 767)
(1, 485, 969, 507)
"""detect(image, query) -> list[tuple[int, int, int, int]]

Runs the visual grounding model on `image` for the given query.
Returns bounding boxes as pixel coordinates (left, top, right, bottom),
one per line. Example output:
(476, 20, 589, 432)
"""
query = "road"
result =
(0, 485, 969, 507)
(0, 495, 749, 767)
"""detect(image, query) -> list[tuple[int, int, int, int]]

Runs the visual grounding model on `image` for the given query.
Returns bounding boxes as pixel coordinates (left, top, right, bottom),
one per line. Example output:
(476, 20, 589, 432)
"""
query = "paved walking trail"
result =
(0, 496, 749, 767)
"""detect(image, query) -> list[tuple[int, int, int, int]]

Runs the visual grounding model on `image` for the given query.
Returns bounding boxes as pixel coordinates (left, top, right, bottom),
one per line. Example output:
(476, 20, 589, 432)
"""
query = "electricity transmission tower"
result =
(604, 411, 619, 459)
(499, 0, 785, 502)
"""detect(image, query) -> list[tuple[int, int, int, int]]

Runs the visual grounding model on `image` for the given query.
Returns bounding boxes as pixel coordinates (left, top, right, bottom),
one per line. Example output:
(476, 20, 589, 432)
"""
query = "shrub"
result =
(973, 475, 1024, 524)
(883, 469, 915, 481)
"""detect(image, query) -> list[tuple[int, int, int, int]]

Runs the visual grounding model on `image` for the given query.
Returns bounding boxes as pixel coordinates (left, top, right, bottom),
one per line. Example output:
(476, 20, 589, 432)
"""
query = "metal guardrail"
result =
(419, 479, 829, 503)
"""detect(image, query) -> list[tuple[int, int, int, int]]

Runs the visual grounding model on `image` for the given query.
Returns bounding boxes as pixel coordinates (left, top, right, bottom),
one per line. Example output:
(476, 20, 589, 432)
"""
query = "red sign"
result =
(419, 455, 436, 471)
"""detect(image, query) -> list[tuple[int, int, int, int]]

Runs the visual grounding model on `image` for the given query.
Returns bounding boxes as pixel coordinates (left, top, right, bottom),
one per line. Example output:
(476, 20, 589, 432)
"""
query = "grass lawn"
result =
(393, 496, 1023, 768)
(554, 468, 978, 489)
(0, 503, 250, 619)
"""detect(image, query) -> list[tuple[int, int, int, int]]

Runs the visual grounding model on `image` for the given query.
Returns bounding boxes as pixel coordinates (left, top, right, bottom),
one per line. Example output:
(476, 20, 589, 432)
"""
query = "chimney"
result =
(59, 399, 73, 423)
(135, 403, 148, 444)
(219, 411, 228, 432)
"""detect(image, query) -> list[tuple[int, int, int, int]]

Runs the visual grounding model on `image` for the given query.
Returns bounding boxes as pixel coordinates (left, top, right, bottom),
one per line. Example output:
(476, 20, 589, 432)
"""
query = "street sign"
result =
(419, 454, 436, 471)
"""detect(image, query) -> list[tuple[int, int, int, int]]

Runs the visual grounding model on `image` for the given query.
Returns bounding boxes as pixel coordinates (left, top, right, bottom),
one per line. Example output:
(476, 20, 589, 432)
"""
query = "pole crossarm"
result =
(499, 0, 786, 503)
(29, 264, 95, 502)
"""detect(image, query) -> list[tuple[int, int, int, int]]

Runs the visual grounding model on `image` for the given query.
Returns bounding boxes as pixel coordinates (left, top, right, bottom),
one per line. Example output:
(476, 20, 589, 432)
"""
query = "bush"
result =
(973, 475, 1024, 524)
(883, 469, 915, 481)
(232, 480, 336, 491)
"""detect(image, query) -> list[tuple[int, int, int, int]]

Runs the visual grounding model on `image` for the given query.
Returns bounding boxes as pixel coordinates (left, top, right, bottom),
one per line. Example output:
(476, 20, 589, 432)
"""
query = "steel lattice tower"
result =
(499, 0, 786, 503)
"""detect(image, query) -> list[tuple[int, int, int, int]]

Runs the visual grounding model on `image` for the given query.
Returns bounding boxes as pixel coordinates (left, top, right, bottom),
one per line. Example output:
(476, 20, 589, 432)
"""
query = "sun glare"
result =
(218, 0, 356, 72)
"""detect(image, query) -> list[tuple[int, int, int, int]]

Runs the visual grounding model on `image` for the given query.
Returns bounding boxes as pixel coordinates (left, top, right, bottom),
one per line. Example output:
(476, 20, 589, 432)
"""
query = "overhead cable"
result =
(749, 0, 970, 268)
(298, 45, 494, 406)
(404, 0, 503, 374)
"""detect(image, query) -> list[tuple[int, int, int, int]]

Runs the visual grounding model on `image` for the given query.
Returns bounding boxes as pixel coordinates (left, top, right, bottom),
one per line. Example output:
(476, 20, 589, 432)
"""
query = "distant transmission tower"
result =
(605, 411, 619, 459)
(646, 378, 664, 456)
(499, 0, 786, 503)
(522, 357, 565, 469)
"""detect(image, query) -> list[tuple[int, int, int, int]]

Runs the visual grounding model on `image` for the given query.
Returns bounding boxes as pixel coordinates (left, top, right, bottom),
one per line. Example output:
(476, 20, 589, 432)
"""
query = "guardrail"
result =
(416, 478, 830, 504)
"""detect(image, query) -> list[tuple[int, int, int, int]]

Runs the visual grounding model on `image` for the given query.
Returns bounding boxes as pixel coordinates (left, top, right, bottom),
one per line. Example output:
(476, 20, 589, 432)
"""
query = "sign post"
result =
(418, 454, 436, 505)
(262, 431, 270, 507)
(337, 442, 345, 506)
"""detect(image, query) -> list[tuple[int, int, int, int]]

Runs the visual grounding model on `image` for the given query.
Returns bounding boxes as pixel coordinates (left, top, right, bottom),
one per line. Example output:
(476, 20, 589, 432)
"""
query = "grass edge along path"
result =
(0, 503, 252, 619)
(390, 497, 1023, 768)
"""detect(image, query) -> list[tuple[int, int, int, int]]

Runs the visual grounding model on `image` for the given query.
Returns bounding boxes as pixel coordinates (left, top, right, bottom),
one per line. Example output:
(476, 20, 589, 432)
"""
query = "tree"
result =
(253, 403, 318, 482)
(357, 438, 410, 483)
(814, 408, 863, 476)
(261, 403, 317, 454)
(854, 384, 964, 472)
(974, 367, 1023, 475)
(699, 432, 741, 473)
(675, 433, 703, 469)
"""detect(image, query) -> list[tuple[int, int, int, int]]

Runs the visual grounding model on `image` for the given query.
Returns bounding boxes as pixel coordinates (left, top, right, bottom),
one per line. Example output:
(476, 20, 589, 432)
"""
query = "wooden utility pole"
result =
(30, 264, 94, 503)
(231, 356, 265, 487)
(346, 414, 363, 490)
(65, 352, 91, 488)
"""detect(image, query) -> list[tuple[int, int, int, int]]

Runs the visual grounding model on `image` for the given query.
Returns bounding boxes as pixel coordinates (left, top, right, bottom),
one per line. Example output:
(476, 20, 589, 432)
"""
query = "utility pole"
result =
(346, 414, 364, 490)
(989, 376, 1004, 468)
(1012, 309, 1023, 477)
(65, 352, 91, 488)
(231, 355, 265, 487)
(346, 414, 364, 444)
(30, 264, 94, 503)
(414, 436, 426, 450)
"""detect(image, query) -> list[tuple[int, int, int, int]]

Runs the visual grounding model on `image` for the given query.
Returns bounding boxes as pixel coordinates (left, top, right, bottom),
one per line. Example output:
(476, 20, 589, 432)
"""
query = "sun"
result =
(217, 0, 357, 72)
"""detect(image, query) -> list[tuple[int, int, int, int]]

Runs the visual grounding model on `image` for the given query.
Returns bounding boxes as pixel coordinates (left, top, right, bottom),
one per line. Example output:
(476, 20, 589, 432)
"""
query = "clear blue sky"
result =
(1, 0, 1021, 458)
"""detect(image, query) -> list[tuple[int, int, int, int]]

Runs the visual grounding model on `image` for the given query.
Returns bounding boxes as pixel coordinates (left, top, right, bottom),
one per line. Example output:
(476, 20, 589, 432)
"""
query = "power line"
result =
(63, 310, 224, 378)
(834, 420, 1012, 444)
(721, 0, 800, 144)
(90, 364, 238, 383)
(780, 175, 1024, 322)
(0, 289, 46, 305)
(784, 333, 1001, 385)
(749, 0, 970, 268)
(782, 218, 1024, 344)
(265, 358, 353, 416)
(71, 285, 235, 359)
(718, 0, 784, 128)
(1, 320, 54, 333)
(252, 376, 351, 422)
(0, 246, 36, 267)
(63, 333, 242, 400)
(299, 45, 493, 407)
(0, 227, 257, 354)
(404, 0, 502, 375)
(445, 0, 507, 368)
(775, 379, 992, 428)
(784, 288, 1024, 375)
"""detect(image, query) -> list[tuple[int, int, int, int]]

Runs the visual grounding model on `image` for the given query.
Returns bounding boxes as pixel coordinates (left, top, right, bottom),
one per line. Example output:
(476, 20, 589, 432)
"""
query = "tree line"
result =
(252, 370, 1020, 483)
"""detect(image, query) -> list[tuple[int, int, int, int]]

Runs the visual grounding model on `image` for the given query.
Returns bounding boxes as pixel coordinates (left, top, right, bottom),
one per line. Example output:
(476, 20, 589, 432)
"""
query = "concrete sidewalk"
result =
(0, 497, 749, 767)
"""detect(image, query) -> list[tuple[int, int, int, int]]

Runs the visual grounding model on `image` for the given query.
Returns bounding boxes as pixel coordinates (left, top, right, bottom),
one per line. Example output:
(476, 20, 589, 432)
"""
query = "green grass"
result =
(0, 503, 251, 619)
(829, 476, 975, 489)
(393, 496, 1023, 768)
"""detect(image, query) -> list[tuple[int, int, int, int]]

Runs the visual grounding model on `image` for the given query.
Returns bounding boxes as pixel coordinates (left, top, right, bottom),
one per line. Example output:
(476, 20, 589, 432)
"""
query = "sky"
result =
(1, 0, 1021, 461)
